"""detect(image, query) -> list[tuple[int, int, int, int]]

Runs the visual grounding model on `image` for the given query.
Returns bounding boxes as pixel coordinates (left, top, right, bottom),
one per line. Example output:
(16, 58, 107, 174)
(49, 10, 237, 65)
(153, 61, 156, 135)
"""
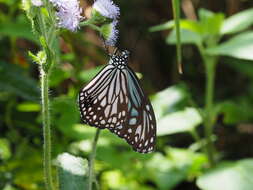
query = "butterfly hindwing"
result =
(113, 67, 156, 153)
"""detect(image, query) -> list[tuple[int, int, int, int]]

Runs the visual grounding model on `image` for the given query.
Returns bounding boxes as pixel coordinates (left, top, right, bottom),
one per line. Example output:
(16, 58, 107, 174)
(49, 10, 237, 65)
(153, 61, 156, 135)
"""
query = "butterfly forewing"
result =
(79, 65, 128, 130)
(78, 50, 156, 153)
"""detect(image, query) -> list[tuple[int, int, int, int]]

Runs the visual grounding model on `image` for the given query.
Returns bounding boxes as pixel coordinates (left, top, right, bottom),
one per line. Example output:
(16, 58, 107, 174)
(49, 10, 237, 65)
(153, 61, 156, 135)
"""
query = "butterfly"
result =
(78, 50, 156, 153)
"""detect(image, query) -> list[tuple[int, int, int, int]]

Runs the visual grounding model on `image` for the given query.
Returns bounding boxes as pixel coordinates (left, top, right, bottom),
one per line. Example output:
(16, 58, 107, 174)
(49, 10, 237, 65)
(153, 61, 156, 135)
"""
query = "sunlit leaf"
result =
(197, 159, 253, 190)
(206, 31, 253, 60)
(57, 153, 89, 190)
(149, 20, 174, 32)
(0, 138, 11, 160)
(149, 20, 201, 34)
(3, 184, 18, 190)
(16, 102, 41, 112)
(167, 29, 202, 45)
(145, 148, 207, 190)
(157, 107, 202, 136)
(152, 84, 189, 120)
(198, 9, 224, 35)
(221, 8, 253, 35)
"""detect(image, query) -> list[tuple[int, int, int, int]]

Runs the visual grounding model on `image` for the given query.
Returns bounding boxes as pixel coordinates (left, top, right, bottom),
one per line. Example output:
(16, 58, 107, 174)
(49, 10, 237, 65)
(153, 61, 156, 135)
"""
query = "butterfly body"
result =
(79, 50, 156, 153)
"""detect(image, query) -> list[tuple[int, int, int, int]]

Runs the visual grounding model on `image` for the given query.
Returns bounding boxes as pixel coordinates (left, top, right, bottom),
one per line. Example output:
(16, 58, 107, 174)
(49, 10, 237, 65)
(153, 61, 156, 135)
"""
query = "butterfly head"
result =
(110, 50, 130, 67)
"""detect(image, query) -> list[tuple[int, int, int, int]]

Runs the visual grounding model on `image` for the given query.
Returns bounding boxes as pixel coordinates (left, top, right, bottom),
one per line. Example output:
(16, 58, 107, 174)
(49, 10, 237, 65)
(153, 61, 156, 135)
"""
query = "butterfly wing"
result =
(79, 61, 156, 154)
(113, 67, 156, 153)
(79, 64, 129, 130)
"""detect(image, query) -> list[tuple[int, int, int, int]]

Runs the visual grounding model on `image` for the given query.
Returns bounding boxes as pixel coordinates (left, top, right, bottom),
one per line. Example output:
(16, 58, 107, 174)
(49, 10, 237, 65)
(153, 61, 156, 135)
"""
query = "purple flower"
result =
(31, 0, 43, 6)
(50, 0, 84, 31)
(101, 20, 119, 46)
(92, 0, 120, 20)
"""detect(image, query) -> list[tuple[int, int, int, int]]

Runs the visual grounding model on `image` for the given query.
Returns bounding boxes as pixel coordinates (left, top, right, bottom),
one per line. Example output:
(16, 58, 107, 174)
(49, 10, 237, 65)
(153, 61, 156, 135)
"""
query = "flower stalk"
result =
(88, 129, 101, 190)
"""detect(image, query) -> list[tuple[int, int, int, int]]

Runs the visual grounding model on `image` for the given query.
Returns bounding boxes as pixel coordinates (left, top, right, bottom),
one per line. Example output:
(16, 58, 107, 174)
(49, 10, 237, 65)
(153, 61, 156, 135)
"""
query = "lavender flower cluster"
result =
(30, 0, 120, 45)
(49, 0, 84, 32)
(92, 0, 120, 45)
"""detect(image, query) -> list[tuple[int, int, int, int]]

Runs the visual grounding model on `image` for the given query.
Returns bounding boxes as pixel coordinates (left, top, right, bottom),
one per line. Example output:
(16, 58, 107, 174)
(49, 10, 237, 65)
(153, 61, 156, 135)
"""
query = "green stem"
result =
(88, 129, 101, 190)
(80, 21, 101, 31)
(204, 56, 216, 166)
(197, 44, 217, 167)
(41, 69, 54, 190)
(172, 0, 183, 74)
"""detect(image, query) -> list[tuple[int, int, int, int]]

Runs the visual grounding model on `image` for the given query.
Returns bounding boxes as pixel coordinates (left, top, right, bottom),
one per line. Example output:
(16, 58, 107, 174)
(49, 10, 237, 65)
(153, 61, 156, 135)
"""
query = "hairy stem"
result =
(88, 129, 101, 190)
(41, 69, 54, 190)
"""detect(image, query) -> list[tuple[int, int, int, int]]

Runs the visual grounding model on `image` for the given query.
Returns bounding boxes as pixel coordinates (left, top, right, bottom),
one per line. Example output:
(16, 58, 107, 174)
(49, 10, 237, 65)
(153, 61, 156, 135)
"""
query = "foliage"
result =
(1, 0, 253, 190)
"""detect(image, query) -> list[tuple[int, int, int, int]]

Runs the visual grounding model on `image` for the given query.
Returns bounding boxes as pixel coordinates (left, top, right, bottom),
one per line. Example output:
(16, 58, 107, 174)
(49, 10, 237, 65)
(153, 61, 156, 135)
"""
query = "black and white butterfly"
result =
(78, 50, 156, 153)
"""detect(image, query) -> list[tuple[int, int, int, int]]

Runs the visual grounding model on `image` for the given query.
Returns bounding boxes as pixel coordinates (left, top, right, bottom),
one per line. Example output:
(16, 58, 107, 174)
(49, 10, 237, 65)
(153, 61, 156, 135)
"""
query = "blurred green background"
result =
(1, 0, 253, 189)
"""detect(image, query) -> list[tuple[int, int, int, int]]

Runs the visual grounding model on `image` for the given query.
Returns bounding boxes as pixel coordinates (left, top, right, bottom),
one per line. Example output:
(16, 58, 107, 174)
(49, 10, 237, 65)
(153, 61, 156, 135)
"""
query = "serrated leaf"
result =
(57, 153, 89, 190)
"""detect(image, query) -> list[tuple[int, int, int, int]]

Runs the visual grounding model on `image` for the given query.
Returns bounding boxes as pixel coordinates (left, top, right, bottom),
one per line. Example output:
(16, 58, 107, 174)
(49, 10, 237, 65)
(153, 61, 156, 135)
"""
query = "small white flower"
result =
(93, 0, 120, 20)
(101, 20, 119, 46)
(50, 0, 84, 31)
(31, 0, 43, 6)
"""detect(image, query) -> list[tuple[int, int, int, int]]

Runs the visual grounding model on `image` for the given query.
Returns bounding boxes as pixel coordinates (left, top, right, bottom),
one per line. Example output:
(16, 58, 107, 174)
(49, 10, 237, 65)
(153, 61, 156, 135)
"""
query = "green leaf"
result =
(149, 21, 174, 32)
(3, 185, 18, 190)
(0, 138, 11, 160)
(57, 153, 89, 190)
(223, 58, 253, 79)
(215, 100, 253, 124)
(167, 29, 202, 45)
(198, 8, 224, 35)
(150, 20, 201, 33)
(0, 62, 40, 101)
(49, 65, 71, 87)
(157, 107, 202, 136)
(16, 102, 41, 112)
(197, 159, 253, 190)
(206, 31, 253, 60)
(221, 8, 253, 35)
(78, 66, 104, 82)
(51, 96, 79, 133)
(145, 148, 207, 190)
(152, 84, 189, 120)
(0, 15, 37, 43)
